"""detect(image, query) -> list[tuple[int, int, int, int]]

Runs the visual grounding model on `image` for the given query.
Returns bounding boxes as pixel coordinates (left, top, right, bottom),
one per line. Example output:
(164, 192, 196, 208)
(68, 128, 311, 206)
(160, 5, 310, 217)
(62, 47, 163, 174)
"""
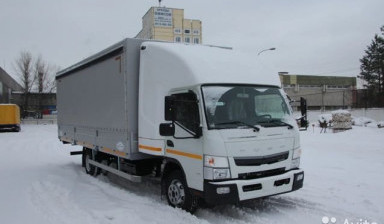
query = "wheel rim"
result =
(85, 154, 91, 172)
(168, 179, 185, 206)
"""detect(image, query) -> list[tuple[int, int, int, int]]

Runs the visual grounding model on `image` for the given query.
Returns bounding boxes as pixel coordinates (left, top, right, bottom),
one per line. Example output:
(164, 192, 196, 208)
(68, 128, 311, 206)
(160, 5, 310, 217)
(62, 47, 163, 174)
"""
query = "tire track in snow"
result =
(195, 194, 352, 224)
(82, 167, 335, 224)
(28, 165, 209, 224)
(28, 180, 101, 224)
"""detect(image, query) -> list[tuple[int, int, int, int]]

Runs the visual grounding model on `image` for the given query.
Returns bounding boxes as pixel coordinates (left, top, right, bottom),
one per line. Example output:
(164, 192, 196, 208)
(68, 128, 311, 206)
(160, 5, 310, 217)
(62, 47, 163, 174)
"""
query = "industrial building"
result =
(0, 67, 23, 104)
(136, 6, 202, 44)
(279, 72, 357, 111)
(0, 67, 56, 116)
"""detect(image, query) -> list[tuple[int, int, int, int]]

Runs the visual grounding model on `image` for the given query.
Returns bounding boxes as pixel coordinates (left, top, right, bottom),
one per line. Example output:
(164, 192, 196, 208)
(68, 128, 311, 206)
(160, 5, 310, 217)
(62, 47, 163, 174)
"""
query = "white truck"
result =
(56, 38, 304, 212)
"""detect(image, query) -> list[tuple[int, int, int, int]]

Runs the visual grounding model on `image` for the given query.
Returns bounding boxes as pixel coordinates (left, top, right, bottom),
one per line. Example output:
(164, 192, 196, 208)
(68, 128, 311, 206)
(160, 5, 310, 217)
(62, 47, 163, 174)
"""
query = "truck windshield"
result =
(201, 85, 292, 129)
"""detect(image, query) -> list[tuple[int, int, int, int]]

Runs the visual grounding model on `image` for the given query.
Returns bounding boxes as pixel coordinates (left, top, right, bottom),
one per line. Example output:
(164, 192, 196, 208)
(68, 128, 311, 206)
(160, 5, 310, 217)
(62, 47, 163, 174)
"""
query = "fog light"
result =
(296, 173, 304, 181)
(216, 187, 230, 194)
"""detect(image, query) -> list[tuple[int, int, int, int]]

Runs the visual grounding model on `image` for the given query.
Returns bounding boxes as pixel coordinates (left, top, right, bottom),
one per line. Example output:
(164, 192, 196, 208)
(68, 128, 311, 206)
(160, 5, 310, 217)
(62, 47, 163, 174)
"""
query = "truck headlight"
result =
(292, 147, 301, 159)
(213, 168, 231, 179)
(204, 155, 231, 180)
(204, 167, 231, 180)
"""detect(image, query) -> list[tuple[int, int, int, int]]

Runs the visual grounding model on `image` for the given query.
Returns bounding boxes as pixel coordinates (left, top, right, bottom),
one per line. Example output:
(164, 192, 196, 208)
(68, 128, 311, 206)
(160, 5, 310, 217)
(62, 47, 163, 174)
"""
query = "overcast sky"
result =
(1, 0, 384, 82)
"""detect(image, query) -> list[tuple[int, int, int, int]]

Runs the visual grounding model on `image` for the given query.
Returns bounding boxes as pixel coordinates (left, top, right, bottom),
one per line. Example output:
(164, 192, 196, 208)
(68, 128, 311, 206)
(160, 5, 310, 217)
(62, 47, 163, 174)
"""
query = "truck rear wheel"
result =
(83, 148, 97, 176)
(165, 170, 198, 213)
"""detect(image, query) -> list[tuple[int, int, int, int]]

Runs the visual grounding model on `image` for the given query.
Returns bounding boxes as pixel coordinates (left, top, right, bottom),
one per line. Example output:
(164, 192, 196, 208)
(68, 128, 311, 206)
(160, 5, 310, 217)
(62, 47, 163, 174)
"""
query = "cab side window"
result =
(173, 92, 200, 133)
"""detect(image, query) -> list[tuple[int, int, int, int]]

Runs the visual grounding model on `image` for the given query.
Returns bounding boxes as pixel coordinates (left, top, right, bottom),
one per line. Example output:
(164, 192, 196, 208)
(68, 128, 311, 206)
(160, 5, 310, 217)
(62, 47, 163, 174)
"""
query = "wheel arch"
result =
(161, 158, 188, 194)
(162, 158, 187, 181)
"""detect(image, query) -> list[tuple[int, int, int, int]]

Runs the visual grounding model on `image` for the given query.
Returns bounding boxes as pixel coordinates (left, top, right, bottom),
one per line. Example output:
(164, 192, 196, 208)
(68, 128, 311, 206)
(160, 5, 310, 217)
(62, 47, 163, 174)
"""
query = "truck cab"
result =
(137, 42, 304, 210)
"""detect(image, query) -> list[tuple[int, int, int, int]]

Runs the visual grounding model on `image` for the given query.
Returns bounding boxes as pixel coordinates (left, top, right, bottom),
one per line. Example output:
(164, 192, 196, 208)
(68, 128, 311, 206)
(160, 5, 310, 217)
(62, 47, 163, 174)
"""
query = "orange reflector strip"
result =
(102, 147, 126, 157)
(77, 141, 94, 149)
(166, 149, 202, 160)
(139, 144, 162, 152)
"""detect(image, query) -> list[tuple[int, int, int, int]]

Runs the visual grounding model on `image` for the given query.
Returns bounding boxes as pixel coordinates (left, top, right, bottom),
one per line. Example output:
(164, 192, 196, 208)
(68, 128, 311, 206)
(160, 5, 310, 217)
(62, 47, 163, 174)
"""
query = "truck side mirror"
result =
(164, 96, 175, 121)
(159, 123, 175, 136)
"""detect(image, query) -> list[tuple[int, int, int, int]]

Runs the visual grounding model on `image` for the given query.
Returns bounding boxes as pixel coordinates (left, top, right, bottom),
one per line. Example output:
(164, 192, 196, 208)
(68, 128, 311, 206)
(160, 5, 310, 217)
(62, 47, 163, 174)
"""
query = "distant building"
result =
(0, 67, 23, 104)
(0, 67, 56, 115)
(279, 72, 357, 111)
(136, 7, 202, 44)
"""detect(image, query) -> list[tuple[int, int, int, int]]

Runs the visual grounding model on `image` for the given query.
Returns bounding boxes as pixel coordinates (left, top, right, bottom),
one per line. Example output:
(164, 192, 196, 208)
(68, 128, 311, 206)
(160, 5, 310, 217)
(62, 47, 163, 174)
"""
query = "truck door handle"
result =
(167, 140, 174, 147)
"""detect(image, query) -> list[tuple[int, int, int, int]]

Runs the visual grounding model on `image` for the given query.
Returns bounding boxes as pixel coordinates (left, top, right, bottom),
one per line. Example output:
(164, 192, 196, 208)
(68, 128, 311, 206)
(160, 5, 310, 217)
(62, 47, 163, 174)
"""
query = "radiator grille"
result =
(234, 151, 289, 166)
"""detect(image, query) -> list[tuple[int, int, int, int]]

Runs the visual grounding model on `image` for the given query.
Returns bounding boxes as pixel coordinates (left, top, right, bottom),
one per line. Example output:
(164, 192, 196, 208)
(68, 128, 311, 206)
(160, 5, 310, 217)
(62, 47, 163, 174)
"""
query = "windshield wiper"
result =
(215, 121, 260, 132)
(258, 119, 294, 129)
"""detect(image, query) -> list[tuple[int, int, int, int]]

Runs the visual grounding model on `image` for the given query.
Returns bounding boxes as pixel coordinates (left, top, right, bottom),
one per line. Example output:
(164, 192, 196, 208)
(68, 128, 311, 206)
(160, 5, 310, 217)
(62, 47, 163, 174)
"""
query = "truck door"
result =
(160, 91, 204, 191)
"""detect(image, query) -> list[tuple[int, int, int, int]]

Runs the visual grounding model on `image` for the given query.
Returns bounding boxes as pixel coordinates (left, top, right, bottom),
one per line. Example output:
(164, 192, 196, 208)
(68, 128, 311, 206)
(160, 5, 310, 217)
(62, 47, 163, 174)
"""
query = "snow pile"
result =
(352, 116, 375, 127)
(378, 121, 384, 128)
(332, 110, 352, 129)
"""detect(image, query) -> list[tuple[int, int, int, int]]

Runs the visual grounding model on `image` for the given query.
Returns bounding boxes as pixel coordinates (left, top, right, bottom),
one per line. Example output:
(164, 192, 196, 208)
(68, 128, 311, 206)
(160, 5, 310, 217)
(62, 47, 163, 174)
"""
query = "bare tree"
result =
(34, 55, 46, 117)
(35, 55, 46, 93)
(15, 51, 35, 93)
(14, 51, 35, 113)
(33, 56, 58, 117)
(14, 52, 58, 117)
(34, 55, 56, 93)
(46, 65, 59, 93)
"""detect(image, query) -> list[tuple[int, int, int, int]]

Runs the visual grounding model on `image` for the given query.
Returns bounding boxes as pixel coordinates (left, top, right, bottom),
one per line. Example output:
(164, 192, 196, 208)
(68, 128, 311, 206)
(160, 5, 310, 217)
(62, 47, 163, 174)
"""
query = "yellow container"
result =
(0, 104, 21, 132)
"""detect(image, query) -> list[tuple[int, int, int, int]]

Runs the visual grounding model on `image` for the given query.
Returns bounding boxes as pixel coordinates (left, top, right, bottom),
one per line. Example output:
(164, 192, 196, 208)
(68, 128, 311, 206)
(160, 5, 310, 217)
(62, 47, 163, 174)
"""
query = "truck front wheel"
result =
(165, 170, 198, 213)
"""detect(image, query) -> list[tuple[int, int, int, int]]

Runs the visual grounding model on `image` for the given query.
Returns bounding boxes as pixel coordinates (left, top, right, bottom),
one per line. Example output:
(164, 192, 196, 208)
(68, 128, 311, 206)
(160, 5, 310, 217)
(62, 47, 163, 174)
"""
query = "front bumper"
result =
(204, 169, 304, 205)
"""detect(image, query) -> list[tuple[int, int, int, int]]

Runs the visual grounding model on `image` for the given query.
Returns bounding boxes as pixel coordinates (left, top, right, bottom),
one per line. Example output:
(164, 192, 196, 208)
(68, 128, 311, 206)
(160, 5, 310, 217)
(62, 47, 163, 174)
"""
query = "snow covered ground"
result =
(0, 124, 383, 224)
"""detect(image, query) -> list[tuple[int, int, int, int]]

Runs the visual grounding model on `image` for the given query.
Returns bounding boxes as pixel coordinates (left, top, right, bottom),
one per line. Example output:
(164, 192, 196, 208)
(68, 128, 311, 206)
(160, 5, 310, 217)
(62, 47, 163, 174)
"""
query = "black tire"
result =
(82, 148, 97, 176)
(165, 170, 198, 213)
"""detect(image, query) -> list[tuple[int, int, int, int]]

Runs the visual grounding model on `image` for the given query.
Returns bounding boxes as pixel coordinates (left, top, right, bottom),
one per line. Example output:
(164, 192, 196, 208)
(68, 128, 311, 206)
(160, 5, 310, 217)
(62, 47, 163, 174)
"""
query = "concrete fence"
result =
(21, 114, 57, 125)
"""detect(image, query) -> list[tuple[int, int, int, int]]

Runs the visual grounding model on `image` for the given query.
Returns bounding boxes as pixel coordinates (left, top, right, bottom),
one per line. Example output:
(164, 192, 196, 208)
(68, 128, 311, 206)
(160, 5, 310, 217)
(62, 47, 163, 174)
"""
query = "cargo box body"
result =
(56, 38, 149, 160)
(0, 104, 20, 131)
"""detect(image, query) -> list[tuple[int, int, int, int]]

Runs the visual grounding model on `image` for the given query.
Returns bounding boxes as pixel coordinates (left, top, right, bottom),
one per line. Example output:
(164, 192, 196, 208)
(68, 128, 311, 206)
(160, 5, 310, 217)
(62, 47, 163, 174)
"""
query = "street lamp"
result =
(257, 47, 276, 56)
